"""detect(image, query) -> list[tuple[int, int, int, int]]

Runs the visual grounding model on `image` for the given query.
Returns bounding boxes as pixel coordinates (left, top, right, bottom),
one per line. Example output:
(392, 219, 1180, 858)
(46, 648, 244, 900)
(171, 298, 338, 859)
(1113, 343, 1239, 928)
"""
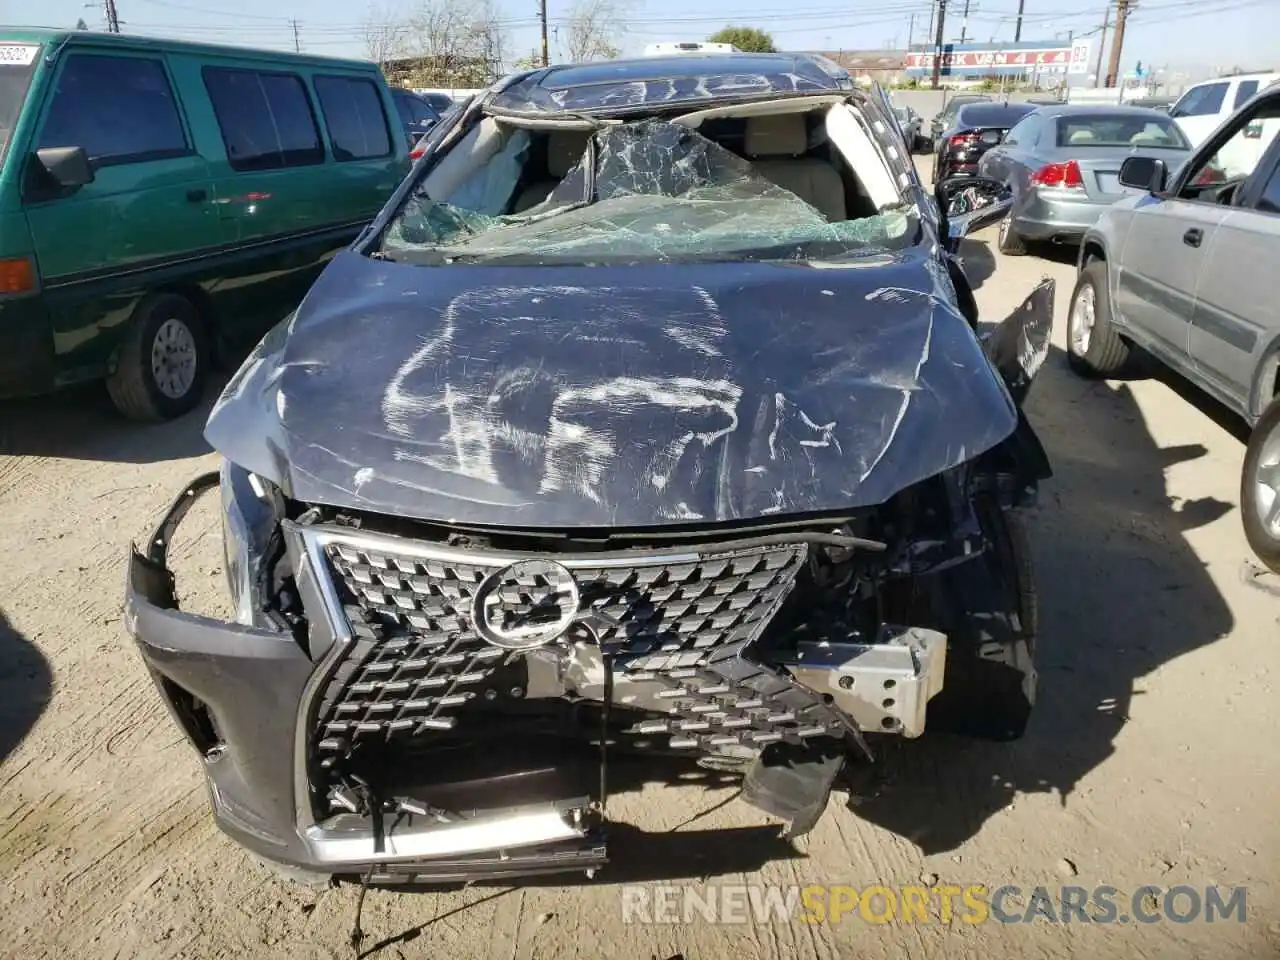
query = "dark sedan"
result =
(932, 100, 1037, 183)
(927, 93, 992, 148)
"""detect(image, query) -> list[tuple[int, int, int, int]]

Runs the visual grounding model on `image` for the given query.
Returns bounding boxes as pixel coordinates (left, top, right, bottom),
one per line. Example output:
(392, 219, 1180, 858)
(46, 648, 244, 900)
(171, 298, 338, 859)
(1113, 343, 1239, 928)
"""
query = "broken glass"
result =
(381, 119, 914, 265)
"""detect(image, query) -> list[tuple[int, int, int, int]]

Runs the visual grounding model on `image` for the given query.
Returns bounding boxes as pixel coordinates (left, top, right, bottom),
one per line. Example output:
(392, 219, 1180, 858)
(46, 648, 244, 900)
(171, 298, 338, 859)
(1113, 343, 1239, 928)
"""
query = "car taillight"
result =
(1032, 160, 1084, 188)
(948, 133, 979, 148)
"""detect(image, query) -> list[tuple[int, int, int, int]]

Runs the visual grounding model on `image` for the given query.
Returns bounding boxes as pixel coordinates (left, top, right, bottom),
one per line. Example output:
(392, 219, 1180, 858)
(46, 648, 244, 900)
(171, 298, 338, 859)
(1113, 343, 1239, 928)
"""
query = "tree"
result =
(75, 17, 90, 30)
(363, 2, 409, 66)
(707, 26, 776, 53)
(565, 0, 625, 62)
(365, 0, 507, 87)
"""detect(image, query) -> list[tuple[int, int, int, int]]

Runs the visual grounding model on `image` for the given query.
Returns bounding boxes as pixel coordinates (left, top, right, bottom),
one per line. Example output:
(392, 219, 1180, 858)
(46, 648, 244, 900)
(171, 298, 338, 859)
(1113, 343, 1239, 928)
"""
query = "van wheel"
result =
(1066, 261, 1130, 377)
(106, 293, 208, 421)
(1241, 398, 1280, 575)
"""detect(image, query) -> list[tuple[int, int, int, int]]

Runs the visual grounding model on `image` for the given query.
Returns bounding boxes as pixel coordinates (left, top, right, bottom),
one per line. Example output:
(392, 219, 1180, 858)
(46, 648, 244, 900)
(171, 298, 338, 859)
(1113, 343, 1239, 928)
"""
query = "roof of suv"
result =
(488, 52, 855, 116)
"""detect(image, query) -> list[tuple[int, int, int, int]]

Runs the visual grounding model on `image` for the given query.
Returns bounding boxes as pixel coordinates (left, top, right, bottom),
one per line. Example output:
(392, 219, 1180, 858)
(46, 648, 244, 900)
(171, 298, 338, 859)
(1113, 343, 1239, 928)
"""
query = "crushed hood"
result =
(205, 248, 1021, 528)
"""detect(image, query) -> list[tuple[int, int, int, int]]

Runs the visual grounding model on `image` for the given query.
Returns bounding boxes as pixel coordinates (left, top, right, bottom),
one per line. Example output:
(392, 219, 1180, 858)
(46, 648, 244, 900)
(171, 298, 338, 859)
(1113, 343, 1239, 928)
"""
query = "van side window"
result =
(38, 54, 188, 165)
(1171, 81, 1228, 118)
(1234, 80, 1260, 109)
(202, 67, 324, 171)
(313, 76, 392, 161)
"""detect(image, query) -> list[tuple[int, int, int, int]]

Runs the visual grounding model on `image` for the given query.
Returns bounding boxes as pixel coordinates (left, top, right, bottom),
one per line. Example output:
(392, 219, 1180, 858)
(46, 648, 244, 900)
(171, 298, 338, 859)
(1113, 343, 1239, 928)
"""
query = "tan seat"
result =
(1068, 128, 1098, 145)
(512, 130, 591, 212)
(743, 114, 847, 222)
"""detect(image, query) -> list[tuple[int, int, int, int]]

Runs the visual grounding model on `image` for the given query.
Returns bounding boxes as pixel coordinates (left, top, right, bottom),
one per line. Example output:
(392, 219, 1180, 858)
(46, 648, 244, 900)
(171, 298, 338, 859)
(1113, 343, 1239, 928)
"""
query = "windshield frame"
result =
(0, 46, 40, 171)
(372, 107, 924, 268)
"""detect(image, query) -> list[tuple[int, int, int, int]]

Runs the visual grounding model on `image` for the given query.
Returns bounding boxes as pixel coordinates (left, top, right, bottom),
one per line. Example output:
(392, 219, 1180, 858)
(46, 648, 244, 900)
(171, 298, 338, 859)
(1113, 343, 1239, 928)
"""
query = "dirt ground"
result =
(2, 178, 1279, 958)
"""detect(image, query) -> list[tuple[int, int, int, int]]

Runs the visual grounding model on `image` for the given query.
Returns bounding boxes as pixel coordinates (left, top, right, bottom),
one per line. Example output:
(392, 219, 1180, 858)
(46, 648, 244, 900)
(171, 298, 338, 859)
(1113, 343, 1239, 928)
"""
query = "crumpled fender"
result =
(982, 278, 1055, 409)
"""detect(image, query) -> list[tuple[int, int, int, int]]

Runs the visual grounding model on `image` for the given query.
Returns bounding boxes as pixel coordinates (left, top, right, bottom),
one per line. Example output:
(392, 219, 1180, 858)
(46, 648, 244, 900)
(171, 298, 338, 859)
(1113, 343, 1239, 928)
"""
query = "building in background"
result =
(816, 50, 907, 86)
(905, 39, 1095, 86)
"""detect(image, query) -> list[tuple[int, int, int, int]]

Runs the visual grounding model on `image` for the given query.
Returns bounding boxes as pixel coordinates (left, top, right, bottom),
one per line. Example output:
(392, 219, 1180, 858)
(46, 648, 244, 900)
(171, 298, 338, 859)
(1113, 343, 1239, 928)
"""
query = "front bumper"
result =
(0, 295, 58, 398)
(125, 473, 949, 881)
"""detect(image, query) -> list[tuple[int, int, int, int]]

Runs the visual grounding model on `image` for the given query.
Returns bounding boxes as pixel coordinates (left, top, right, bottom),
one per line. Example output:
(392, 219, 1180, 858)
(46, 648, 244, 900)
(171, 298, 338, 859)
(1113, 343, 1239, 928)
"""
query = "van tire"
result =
(106, 293, 208, 422)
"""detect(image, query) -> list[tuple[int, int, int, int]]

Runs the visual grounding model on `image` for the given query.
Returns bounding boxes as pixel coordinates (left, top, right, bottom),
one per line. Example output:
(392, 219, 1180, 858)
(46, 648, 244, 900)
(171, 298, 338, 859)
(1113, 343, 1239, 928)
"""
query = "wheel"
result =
(997, 211, 1027, 256)
(106, 293, 208, 421)
(1065, 260, 1130, 377)
(1241, 397, 1280, 574)
(925, 498, 1038, 741)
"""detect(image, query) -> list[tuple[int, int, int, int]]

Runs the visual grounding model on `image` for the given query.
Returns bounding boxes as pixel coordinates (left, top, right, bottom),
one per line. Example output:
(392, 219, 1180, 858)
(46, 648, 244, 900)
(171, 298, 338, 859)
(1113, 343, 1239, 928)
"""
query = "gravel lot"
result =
(2, 166, 1278, 958)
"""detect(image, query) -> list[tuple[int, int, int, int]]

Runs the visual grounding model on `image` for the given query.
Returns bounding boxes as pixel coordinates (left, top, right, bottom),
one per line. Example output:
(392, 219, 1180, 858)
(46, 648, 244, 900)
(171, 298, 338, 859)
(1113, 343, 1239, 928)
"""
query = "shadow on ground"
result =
(0, 375, 227, 464)
(0, 609, 53, 766)
(956, 237, 997, 290)
(847, 341, 1236, 852)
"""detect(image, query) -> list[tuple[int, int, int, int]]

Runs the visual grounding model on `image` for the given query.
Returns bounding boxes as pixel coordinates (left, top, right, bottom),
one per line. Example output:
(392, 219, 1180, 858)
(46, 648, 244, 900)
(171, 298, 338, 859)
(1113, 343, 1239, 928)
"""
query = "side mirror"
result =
(34, 146, 94, 191)
(935, 175, 1013, 251)
(1119, 155, 1166, 193)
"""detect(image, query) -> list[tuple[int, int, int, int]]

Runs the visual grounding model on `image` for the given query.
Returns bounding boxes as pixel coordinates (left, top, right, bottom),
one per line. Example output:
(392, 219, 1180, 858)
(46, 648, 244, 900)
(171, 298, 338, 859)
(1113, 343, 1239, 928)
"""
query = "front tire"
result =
(1241, 397, 1280, 574)
(106, 293, 209, 421)
(927, 499, 1038, 741)
(1066, 260, 1130, 377)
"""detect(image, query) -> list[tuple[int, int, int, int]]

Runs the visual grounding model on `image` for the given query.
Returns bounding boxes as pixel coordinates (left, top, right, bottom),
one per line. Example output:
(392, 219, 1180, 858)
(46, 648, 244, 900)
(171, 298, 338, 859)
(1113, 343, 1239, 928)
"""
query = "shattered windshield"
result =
(379, 119, 914, 265)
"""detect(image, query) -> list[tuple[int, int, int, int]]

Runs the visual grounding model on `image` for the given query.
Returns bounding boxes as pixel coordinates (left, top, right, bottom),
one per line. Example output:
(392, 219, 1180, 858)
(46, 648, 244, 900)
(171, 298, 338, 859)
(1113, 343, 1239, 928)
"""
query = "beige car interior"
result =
(424, 103, 899, 223)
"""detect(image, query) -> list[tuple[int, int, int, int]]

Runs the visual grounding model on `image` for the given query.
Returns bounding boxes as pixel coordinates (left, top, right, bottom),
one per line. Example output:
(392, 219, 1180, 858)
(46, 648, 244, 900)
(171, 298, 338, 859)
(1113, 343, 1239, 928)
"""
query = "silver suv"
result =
(1068, 82, 1280, 572)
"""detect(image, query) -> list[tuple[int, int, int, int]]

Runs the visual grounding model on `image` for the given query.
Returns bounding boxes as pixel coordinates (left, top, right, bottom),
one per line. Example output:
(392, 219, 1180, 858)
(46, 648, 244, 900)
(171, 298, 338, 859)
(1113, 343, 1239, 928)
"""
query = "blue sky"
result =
(18, 0, 1279, 77)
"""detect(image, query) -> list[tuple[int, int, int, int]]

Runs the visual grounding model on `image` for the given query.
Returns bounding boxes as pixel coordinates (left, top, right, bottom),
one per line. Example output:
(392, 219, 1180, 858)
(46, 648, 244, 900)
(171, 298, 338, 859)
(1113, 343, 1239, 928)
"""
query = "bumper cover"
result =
(125, 473, 949, 881)
(125, 474, 601, 879)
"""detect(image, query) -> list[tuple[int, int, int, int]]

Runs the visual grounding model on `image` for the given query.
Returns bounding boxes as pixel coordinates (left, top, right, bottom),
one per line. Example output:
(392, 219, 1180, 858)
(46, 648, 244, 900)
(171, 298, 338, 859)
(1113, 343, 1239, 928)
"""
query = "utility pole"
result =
(1094, 3, 1111, 87)
(290, 19, 301, 53)
(1105, 0, 1132, 89)
(1014, 0, 1025, 42)
(930, 0, 947, 89)
(907, 11, 915, 49)
(926, 0, 936, 51)
(104, 0, 120, 33)
(539, 0, 549, 67)
(960, 0, 970, 44)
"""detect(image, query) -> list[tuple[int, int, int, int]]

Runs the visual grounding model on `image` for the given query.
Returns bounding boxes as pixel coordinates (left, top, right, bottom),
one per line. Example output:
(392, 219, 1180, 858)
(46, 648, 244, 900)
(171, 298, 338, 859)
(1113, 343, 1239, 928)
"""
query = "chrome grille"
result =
(310, 532, 808, 752)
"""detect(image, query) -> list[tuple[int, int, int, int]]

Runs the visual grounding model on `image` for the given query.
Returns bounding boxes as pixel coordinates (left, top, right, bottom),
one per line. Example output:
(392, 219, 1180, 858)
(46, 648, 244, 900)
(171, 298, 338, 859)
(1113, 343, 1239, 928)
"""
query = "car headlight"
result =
(219, 459, 285, 627)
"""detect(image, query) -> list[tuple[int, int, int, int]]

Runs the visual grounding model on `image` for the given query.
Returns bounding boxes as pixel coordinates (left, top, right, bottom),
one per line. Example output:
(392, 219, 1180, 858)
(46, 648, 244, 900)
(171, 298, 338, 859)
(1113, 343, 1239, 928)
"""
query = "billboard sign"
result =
(906, 39, 1094, 77)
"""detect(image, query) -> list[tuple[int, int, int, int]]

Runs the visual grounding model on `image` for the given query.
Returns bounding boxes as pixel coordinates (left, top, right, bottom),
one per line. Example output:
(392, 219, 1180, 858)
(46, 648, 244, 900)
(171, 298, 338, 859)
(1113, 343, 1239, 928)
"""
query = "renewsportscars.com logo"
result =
(620, 884, 1249, 925)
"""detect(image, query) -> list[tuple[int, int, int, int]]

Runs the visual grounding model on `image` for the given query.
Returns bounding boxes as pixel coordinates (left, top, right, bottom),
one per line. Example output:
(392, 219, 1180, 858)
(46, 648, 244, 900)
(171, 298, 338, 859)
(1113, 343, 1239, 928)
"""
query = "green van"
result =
(0, 30, 409, 420)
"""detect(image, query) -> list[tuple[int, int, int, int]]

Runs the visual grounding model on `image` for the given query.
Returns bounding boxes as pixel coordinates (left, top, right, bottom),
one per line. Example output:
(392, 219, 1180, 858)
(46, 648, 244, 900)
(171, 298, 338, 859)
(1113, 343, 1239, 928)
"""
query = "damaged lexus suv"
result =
(125, 53, 1054, 886)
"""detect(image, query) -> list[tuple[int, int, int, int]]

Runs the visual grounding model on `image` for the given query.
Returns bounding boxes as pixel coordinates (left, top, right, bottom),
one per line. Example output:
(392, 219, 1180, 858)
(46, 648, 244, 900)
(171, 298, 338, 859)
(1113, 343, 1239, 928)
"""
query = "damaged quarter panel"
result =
(204, 249, 1021, 528)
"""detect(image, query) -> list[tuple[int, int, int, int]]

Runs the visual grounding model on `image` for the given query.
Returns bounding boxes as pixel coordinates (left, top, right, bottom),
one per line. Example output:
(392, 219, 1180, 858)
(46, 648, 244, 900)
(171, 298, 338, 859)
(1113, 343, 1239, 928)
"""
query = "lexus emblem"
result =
(470, 558, 581, 650)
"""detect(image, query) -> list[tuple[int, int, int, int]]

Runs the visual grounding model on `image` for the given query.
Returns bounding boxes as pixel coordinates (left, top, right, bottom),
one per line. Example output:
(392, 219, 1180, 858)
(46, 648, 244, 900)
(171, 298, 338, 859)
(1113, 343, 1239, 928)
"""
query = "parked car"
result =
(892, 103, 927, 152)
(979, 104, 1192, 254)
(1170, 72, 1279, 149)
(414, 90, 456, 114)
(932, 100, 1036, 183)
(1067, 84, 1280, 571)
(391, 88, 441, 149)
(927, 92, 992, 148)
(125, 52, 1054, 890)
(0, 29, 409, 420)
